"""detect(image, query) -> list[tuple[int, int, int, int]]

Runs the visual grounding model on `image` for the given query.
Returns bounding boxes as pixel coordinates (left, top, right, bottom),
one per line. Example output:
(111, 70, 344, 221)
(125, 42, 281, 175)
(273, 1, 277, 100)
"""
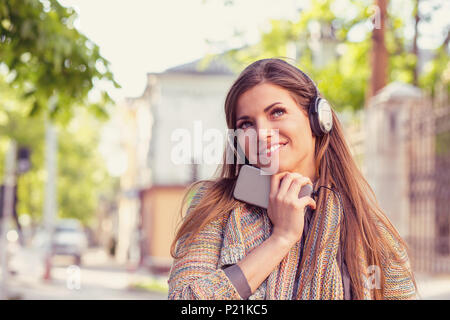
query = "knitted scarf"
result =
(293, 189, 366, 299)
(262, 188, 416, 300)
(189, 182, 416, 299)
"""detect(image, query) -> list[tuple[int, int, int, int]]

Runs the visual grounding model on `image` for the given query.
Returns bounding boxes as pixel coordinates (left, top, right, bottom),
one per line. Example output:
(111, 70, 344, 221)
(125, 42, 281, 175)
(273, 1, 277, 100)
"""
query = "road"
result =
(4, 245, 167, 300)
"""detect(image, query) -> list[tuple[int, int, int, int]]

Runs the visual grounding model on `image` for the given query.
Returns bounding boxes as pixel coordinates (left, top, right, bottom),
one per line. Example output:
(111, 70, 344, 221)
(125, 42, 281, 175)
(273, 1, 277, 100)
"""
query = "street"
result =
(4, 245, 167, 300)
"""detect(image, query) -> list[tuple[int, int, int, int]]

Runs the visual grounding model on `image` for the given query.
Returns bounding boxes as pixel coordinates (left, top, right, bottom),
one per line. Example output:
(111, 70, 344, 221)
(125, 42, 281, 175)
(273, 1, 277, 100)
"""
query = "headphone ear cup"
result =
(309, 97, 323, 137)
(316, 98, 333, 135)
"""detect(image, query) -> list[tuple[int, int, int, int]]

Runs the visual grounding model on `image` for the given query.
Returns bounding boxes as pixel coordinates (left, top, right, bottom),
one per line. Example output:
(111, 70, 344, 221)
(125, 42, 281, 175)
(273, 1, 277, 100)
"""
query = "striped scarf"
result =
(267, 188, 416, 299)
(185, 183, 417, 300)
(292, 188, 366, 299)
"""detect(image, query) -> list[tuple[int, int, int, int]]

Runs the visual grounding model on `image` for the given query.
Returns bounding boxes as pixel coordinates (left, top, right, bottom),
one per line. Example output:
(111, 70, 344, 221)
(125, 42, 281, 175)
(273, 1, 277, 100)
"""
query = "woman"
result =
(168, 58, 418, 300)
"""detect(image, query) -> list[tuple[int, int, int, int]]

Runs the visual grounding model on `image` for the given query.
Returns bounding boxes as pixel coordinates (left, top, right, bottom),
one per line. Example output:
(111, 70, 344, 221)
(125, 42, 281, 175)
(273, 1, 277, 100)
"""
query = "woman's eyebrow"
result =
(236, 102, 282, 122)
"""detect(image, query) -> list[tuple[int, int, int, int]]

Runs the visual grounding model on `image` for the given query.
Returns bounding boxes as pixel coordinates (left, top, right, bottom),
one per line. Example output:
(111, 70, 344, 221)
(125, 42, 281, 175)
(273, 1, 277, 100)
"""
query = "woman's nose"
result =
(254, 119, 272, 137)
(256, 123, 279, 145)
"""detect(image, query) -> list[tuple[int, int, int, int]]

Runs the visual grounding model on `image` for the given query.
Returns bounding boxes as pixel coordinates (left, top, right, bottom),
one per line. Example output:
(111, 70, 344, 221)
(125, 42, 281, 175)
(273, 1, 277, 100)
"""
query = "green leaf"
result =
(0, 0, 118, 122)
(28, 100, 41, 117)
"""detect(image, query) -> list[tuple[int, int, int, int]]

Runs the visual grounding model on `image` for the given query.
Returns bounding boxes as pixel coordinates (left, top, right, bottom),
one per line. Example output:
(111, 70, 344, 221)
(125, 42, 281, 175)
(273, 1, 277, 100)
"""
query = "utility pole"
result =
(0, 141, 17, 300)
(412, 0, 420, 86)
(42, 118, 58, 280)
(368, 0, 388, 101)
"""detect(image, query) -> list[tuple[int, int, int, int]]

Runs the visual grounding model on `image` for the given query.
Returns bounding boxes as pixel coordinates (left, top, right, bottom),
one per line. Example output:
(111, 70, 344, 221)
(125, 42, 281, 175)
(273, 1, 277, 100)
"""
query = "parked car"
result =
(50, 219, 88, 265)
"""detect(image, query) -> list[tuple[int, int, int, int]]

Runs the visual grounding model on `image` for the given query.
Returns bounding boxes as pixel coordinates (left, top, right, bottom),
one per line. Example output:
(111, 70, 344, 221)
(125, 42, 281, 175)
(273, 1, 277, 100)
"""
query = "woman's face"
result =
(235, 82, 316, 178)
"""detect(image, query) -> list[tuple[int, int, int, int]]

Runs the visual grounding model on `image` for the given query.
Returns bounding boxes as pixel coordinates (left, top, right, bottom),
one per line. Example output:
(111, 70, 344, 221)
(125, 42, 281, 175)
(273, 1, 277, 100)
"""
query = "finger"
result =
(277, 173, 295, 198)
(297, 196, 317, 212)
(269, 172, 289, 198)
(291, 173, 312, 187)
(286, 175, 312, 200)
(288, 172, 312, 186)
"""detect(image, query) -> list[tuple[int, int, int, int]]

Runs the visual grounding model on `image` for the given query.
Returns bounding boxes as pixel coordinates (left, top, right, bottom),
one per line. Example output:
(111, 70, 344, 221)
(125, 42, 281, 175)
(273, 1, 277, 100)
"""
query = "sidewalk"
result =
(415, 273, 450, 299)
(5, 245, 167, 300)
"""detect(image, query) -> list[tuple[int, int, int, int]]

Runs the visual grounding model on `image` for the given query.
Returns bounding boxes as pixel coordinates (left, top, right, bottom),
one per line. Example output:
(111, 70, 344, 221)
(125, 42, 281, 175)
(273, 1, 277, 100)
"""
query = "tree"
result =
(207, 0, 449, 111)
(0, 0, 120, 227)
(215, 0, 377, 111)
(369, 0, 388, 99)
(0, 77, 118, 227)
(0, 0, 120, 124)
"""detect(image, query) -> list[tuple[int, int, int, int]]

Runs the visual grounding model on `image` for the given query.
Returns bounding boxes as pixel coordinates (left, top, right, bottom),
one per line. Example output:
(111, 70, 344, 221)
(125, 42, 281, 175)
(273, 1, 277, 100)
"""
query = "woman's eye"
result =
(237, 108, 286, 128)
(238, 121, 251, 129)
(272, 107, 285, 117)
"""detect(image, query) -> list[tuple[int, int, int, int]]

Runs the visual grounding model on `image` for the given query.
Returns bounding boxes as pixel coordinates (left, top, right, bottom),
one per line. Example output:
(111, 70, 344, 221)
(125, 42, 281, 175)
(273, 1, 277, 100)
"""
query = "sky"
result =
(58, 0, 303, 100)
(57, 0, 448, 101)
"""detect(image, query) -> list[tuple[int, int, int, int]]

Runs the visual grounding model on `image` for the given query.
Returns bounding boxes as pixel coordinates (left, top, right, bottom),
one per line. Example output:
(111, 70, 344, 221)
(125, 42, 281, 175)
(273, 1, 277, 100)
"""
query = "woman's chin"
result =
(254, 158, 287, 174)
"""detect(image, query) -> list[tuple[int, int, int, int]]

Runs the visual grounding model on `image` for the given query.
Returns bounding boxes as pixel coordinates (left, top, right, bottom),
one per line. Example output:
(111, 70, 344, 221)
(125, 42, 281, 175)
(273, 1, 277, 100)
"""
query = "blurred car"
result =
(50, 219, 88, 265)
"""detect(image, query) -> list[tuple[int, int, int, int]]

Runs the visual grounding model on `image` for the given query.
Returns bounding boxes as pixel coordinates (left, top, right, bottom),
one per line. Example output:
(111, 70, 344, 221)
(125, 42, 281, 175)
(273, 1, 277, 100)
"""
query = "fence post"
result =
(364, 82, 424, 239)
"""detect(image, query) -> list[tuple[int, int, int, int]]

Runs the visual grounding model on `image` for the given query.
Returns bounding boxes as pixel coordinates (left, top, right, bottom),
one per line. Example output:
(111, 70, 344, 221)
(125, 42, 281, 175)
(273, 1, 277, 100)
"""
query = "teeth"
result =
(269, 145, 281, 152)
(261, 143, 284, 155)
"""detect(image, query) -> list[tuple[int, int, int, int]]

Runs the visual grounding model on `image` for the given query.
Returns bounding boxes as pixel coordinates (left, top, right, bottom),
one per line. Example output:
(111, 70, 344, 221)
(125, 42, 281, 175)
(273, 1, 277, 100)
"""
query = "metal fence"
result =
(407, 90, 450, 273)
(343, 86, 450, 274)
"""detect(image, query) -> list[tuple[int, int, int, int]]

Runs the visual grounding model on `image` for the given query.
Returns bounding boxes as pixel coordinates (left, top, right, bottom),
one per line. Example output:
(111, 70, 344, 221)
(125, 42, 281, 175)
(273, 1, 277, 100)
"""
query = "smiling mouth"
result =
(258, 142, 288, 157)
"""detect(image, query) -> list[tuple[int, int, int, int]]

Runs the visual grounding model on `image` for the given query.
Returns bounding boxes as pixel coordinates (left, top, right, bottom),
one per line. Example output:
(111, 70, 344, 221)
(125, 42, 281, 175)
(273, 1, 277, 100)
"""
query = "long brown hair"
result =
(170, 58, 417, 299)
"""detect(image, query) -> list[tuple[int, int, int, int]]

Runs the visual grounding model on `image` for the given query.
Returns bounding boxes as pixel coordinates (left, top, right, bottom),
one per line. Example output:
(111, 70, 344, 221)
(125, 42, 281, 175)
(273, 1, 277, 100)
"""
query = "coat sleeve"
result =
(167, 184, 243, 300)
(377, 220, 418, 300)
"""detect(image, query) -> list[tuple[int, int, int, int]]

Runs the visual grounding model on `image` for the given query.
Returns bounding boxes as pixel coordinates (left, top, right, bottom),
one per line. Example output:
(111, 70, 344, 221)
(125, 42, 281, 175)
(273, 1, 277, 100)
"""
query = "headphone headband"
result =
(294, 66, 333, 136)
(294, 68, 319, 98)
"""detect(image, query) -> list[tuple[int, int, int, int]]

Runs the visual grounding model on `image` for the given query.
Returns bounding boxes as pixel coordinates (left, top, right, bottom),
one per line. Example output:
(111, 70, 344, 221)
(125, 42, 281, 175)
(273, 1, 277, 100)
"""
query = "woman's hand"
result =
(267, 172, 316, 246)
